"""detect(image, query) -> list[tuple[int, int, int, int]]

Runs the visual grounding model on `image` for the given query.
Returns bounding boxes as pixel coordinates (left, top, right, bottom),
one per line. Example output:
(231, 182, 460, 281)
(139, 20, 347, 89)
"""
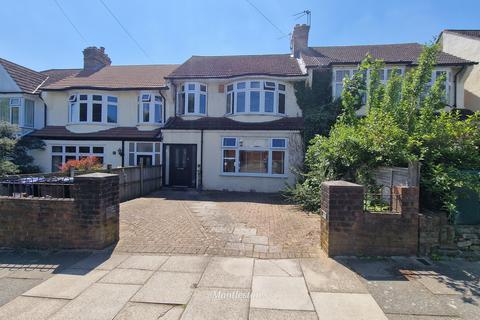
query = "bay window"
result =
(221, 137, 287, 176)
(177, 82, 207, 115)
(137, 93, 163, 124)
(225, 80, 286, 115)
(0, 97, 35, 128)
(69, 93, 118, 124)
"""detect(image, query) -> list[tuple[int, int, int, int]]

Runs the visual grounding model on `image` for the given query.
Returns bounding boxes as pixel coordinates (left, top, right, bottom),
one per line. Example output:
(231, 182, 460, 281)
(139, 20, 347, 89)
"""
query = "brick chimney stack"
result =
(291, 24, 310, 58)
(83, 46, 111, 72)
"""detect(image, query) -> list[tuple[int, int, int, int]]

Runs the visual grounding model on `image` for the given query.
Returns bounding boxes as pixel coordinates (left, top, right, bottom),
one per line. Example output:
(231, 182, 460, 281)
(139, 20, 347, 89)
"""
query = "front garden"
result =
(290, 43, 480, 223)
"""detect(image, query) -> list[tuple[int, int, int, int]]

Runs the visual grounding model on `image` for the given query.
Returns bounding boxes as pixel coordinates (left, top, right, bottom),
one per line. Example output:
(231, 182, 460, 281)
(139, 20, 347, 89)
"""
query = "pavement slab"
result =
(70, 253, 129, 271)
(249, 308, 318, 320)
(250, 276, 314, 311)
(243, 235, 269, 246)
(386, 315, 461, 320)
(49, 283, 140, 320)
(132, 271, 201, 304)
(0, 277, 43, 307)
(180, 288, 250, 320)
(300, 258, 368, 293)
(199, 257, 254, 289)
(311, 292, 387, 320)
(99, 268, 153, 285)
(160, 256, 210, 273)
(254, 259, 303, 277)
(160, 305, 185, 319)
(366, 279, 460, 317)
(0, 296, 68, 320)
(22, 269, 108, 299)
(113, 302, 173, 320)
(118, 255, 168, 271)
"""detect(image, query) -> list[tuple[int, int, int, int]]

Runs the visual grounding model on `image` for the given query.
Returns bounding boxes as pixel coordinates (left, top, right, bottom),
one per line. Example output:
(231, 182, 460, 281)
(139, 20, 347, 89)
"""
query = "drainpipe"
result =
(453, 65, 465, 108)
(158, 89, 167, 124)
(39, 92, 47, 127)
(200, 129, 204, 190)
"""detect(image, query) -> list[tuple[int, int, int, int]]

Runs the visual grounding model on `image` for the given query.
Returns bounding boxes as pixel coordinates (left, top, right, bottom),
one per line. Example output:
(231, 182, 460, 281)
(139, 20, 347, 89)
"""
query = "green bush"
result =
(289, 44, 480, 217)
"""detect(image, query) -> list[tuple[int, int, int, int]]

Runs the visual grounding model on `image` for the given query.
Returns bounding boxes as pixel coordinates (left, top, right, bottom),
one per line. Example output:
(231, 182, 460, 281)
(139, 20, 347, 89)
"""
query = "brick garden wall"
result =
(0, 173, 119, 250)
(320, 181, 419, 257)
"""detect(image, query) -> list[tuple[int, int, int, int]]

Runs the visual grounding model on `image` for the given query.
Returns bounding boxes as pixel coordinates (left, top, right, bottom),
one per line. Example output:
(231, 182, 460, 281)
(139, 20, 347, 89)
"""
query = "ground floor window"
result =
(51, 145, 104, 172)
(128, 142, 161, 166)
(221, 137, 287, 176)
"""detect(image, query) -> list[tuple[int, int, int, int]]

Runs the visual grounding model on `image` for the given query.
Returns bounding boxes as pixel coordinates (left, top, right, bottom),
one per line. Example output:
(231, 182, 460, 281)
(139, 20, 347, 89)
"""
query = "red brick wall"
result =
(320, 181, 419, 257)
(0, 173, 119, 250)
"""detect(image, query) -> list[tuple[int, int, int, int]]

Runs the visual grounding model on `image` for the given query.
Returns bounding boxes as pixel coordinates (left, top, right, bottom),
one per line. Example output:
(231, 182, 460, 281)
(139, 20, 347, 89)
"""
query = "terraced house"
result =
(0, 25, 476, 192)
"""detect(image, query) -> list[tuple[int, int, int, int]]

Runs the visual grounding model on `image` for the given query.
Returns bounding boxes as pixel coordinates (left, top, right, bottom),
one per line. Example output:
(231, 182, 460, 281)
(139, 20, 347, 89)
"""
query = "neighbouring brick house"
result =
(0, 25, 476, 192)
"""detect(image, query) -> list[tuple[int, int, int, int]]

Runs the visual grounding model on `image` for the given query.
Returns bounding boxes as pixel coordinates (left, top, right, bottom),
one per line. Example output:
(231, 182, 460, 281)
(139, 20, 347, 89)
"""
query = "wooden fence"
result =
(0, 165, 163, 202)
(108, 165, 162, 202)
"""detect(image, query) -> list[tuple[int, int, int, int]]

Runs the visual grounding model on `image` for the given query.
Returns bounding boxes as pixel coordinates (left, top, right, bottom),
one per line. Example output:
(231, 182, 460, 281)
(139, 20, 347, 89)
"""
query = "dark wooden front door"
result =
(164, 144, 196, 187)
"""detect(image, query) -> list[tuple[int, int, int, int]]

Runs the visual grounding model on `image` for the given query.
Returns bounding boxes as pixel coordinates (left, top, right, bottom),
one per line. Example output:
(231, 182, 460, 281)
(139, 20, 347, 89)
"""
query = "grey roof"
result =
(444, 30, 480, 40)
(28, 126, 162, 141)
(301, 43, 474, 68)
(164, 116, 304, 131)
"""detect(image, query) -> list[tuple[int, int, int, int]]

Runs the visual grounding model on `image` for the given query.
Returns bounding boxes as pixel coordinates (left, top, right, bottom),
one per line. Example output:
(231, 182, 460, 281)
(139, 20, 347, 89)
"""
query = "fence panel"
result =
(109, 165, 162, 202)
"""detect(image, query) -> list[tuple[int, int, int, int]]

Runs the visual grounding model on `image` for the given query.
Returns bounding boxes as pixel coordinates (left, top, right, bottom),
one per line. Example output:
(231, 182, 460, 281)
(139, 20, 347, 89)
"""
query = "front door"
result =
(164, 144, 197, 187)
(137, 155, 153, 167)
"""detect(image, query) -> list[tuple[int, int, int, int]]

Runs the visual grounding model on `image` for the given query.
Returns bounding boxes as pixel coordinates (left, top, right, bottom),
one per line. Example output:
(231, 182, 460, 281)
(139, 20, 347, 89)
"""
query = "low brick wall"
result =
(320, 181, 419, 257)
(0, 173, 119, 250)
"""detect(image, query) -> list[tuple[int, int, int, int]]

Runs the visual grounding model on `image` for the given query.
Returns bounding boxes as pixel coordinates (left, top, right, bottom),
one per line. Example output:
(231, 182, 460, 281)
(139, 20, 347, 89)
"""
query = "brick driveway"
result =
(115, 190, 322, 258)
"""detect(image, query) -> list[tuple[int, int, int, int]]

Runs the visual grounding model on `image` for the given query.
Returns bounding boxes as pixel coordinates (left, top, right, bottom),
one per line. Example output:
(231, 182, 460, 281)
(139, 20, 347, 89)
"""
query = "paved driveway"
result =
(115, 190, 322, 258)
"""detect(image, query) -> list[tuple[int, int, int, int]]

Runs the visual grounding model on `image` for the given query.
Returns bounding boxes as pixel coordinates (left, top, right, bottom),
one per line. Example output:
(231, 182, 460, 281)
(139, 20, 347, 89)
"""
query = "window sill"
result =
(67, 122, 118, 126)
(178, 113, 207, 117)
(220, 173, 288, 178)
(226, 112, 286, 117)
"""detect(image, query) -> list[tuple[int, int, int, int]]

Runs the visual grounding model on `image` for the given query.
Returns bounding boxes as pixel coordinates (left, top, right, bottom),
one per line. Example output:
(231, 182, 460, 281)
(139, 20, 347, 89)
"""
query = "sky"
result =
(1, 0, 479, 71)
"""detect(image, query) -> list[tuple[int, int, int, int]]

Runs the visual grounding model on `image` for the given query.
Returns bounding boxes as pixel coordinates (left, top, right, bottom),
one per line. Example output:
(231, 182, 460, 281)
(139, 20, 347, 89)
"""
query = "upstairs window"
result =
(69, 93, 118, 124)
(138, 92, 163, 124)
(0, 97, 33, 127)
(226, 80, 286, 115)
(177, 82, 207, 115)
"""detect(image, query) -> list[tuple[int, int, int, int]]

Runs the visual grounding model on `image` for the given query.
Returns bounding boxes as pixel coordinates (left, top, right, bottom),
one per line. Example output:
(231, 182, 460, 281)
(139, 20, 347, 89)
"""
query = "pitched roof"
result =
(41, 68, 82, 87)
(28, 126, 162, 141)
(301, 43, 474, 68)
(167, 54, 305, 79)
(443, 30, 480, 40)
(163, 116, 304, 131)
(42, 64, 179, 90)
(0, 58, 48, 93)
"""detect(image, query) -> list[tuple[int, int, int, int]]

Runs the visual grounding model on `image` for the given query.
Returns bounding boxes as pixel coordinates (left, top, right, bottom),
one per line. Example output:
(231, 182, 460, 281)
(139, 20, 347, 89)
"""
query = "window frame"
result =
(177, 82, 208, 116)
(225, 80, 287, 115)
(220, 137, 288, 177)
(137, 92, 164, 125)
(127, 141, 161, 166)
(50, 144, 105, 172)
(68, 93, 118, 124)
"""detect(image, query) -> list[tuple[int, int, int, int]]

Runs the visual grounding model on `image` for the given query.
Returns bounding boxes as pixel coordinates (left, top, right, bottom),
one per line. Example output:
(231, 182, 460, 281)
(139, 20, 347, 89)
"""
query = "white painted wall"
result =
(440, 32, 480, 111)
(0, 65, 21, 92)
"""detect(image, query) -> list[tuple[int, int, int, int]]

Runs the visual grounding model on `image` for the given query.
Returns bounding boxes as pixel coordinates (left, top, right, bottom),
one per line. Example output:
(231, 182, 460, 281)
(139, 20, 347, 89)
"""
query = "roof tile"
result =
(167, 54, 305, 79)
(163, 116, 304, 131)
(301, 43, 473, 68)
(28, 126, 162, 140)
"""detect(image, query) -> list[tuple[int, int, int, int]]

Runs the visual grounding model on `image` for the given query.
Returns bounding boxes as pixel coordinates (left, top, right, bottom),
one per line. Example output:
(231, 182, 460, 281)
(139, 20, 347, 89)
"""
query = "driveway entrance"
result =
(115, 190, 322, 258)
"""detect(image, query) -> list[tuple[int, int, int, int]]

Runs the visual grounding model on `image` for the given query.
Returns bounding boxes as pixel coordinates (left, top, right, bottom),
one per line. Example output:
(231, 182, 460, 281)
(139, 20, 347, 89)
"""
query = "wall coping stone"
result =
(322, 181, 362, 187)
(75, 172, 118, 179)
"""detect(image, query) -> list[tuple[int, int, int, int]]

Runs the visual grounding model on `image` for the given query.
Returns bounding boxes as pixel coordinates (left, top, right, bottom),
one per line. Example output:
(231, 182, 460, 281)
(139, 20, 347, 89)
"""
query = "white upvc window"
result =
(128, 142, 161, 166)
(177, 82, 207, 115)
(426, 68, 452, 104)
(50, 144, 105, 172)
(68, 93, 118, 124)
(0, 97, 34, 128)
(378, 67, 405, 84)
(138, 92, 163, 124)
(221, 137, 288, 177)
(225, 80, 286, 115)
(333, 68, 357, 99)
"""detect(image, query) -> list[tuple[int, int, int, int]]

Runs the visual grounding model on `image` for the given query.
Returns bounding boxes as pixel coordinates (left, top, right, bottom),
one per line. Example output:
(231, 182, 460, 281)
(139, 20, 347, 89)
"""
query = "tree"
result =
(0, 122, 19, 175)
(289, 43, 480, 217)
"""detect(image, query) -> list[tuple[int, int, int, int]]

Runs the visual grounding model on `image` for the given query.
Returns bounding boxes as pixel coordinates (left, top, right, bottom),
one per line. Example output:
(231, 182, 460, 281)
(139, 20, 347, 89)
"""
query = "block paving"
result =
(115, 190, 322, 258)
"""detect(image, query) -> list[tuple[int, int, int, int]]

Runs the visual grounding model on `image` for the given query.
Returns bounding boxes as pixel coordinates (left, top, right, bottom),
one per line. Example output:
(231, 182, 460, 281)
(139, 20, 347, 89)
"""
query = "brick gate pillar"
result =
(320, 181, 364, 256)
(73, 172, 120, 249)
